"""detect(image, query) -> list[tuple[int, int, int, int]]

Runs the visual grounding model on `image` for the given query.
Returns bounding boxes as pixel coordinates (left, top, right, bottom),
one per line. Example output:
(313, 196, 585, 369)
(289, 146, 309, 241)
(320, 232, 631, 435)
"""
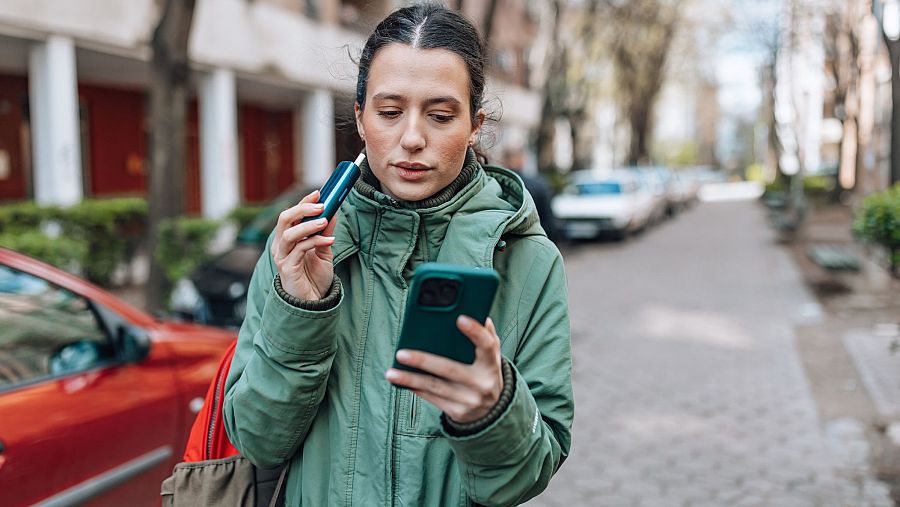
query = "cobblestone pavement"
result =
(527, 200, 894, 507)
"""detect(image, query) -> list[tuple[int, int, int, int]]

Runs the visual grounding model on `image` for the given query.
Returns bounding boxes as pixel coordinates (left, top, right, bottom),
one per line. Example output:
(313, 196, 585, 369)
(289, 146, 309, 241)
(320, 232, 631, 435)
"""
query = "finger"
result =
(384, 368, 461, 401)
(283, 234, 336, 268)
(274, 191, 321, 245)
(456, 315, 499, 361)
(410, 388, 468, 421)
(395, 349, 469, 381)
(280, 217, 329, 252)
(322, 213, 338, 237)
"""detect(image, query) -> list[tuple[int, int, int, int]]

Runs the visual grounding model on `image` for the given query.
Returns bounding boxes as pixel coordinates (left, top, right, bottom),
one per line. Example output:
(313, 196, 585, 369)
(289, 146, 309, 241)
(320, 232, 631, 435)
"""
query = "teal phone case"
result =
(393, 263, 499, 372)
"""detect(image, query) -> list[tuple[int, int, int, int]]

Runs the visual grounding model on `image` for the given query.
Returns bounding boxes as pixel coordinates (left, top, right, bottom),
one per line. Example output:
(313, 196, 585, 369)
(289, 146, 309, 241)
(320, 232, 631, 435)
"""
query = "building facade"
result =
(0, 0, 541, 216)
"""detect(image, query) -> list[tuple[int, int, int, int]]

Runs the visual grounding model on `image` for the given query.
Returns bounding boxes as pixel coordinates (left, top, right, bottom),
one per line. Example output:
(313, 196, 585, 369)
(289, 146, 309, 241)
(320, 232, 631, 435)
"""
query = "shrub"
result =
(56, 198, 148, 286)
(0, 198, 147, 286)
(0, 230, 86, 272)
(227, 205, 264, 230)
(0, 202, 60, 234)
(853, 184, 900, 276)
(803, 174, 836, 195)
(155, 217, 220, 283)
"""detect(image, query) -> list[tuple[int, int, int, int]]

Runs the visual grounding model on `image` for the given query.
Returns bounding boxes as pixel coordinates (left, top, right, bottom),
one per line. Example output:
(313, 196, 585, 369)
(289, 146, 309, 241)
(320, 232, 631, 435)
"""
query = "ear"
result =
(355, 102, 366, 142)
(470, 108, 485, 145)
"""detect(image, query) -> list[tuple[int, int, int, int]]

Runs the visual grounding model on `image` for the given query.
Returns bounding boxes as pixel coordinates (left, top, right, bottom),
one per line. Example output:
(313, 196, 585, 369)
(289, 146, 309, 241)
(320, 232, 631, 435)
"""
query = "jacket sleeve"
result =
(222, 233, 342, 469)
(443, 245, 574, 506)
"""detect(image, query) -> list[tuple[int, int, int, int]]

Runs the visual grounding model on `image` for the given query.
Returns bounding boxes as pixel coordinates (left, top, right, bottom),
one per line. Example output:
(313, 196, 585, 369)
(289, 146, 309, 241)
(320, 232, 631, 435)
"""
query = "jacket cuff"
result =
(442, 358, 515, 437)
(274, 273, 341, 312)
(442, 360, 541, 465)
(259, 275, 342, 358)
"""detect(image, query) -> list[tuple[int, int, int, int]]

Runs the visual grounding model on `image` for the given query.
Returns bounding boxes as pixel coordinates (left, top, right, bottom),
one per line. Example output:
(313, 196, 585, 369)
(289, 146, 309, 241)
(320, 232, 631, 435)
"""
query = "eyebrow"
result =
(371, 93, 462, 109)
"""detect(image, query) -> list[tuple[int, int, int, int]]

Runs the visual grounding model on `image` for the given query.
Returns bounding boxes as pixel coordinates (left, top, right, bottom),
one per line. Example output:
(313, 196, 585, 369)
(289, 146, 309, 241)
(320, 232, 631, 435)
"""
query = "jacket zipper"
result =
(390, 390, 400, 505)
(390, 277, 410, 504)
(206, 365, 227, 460)
(408, 391, 418, 431)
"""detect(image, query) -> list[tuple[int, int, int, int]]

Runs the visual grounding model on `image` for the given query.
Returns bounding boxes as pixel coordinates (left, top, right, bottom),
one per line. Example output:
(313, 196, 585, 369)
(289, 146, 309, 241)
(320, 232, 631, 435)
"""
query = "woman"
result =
(223, 4, 573, 506)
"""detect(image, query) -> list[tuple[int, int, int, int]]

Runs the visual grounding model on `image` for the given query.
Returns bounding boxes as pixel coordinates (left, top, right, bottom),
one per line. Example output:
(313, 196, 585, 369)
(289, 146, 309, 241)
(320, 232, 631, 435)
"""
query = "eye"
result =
(430, 114, 454, 123)
(377, 110, 401, 119)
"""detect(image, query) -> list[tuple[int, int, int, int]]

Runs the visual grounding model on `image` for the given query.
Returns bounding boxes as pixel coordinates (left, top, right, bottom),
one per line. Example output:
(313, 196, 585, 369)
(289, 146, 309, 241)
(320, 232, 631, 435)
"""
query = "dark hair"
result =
(356, 3, 486, 128)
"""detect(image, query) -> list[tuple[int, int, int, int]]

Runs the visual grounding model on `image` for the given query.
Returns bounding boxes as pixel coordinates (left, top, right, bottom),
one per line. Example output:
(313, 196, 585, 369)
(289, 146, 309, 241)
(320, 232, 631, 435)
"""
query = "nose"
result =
(399, 116, 426, 152)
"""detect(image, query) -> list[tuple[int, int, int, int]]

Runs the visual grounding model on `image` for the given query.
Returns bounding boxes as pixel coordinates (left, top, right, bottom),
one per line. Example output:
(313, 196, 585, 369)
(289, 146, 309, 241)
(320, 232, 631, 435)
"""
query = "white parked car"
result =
(552, 171, 651, 240)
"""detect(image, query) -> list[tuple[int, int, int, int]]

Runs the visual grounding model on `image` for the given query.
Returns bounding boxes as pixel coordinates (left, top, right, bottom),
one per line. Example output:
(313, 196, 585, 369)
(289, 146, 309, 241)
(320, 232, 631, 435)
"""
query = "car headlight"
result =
(170, 278, 202, 314)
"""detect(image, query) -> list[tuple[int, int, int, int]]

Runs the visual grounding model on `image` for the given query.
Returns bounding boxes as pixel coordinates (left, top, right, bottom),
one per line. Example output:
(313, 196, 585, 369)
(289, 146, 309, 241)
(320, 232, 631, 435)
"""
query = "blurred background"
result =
(0, 0, 898, 505)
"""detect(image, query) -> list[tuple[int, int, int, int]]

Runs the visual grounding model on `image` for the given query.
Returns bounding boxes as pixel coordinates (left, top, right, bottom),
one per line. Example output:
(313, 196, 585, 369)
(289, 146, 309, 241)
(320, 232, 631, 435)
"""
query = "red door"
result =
(240, 104, 296, 204)
(78, 84, 147, 197)
(0, 264, 180, 506)
(0, 75, 29, 201)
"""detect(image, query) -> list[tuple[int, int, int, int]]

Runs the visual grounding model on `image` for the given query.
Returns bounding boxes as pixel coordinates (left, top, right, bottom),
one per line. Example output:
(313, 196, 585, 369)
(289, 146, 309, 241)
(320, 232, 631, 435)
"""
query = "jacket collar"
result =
(330, 161, 541, 276)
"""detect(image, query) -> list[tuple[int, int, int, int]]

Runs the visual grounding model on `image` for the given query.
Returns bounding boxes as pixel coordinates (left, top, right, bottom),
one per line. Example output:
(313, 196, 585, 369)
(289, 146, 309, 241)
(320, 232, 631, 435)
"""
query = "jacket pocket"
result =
(401, 389, 443, 437)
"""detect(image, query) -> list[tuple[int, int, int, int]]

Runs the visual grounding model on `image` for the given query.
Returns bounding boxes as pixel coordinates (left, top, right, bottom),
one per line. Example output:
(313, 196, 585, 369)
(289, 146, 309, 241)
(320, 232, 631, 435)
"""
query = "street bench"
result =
(805, 244, 860, 293)
(806, 244, 861, 272)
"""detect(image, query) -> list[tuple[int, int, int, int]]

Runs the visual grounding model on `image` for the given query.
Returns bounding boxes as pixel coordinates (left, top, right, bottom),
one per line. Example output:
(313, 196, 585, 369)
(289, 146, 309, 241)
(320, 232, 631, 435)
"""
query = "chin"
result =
(388, 183, 435, 202)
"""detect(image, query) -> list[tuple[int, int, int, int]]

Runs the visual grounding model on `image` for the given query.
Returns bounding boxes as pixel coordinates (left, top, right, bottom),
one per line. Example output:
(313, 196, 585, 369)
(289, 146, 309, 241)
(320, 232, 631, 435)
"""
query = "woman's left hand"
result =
(385, 316, 503, 424)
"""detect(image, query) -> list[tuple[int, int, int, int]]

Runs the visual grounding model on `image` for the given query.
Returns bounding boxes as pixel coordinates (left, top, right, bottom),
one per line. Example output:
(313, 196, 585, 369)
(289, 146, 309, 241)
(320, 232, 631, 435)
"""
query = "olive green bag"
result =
(160, 456, 287, 507)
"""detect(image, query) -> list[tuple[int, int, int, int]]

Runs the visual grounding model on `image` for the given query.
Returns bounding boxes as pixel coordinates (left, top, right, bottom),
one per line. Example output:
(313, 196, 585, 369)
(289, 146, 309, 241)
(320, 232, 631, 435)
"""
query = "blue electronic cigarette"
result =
(302, 152, 365, 224)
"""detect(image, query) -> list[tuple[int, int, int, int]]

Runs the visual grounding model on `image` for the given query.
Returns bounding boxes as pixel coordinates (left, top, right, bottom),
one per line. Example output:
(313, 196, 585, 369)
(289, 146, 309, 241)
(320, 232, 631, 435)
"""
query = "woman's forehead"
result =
(366, 44, 470, 103)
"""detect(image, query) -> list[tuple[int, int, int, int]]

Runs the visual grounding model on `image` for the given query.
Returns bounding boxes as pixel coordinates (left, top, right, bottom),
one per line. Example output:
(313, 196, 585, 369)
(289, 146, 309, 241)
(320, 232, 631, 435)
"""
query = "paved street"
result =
(528, 200, 894, 507)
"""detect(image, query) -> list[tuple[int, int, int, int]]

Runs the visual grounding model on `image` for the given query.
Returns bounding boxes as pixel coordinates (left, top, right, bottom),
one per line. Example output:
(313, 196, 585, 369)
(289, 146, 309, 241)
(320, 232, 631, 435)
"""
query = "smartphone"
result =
(393, 263, 500, 374)
(301, 152, 365, 224)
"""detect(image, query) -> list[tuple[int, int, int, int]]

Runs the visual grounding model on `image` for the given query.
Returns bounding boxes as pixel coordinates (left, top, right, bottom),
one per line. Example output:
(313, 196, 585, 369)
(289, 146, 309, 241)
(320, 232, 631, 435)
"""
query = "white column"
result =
(302, 89, 335, 186)
(29, 35, 82, 207)
(199, 68, 239, 219)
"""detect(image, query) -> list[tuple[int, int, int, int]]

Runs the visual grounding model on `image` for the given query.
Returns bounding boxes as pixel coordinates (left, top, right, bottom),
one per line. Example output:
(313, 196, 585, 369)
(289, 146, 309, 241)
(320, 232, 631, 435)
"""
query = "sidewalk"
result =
(786, 202, 900, 504)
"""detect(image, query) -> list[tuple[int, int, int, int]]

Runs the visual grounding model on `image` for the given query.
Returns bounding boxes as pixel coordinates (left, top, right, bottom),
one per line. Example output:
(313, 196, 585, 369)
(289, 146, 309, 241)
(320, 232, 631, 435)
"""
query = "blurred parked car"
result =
(552, 171, 650, 240)
(630, 168, 669, 225)
(171, 184, 313, 328)
(0, 248, 235, 506)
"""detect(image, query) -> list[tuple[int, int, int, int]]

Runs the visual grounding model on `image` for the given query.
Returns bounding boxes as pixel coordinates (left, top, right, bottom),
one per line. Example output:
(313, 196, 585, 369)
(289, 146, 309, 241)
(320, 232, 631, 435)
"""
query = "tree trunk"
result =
(888, 37, 900, 185)
(146, 0, 196, 314)
(482, 0, 500, 49)
(627, 104, 651, 166)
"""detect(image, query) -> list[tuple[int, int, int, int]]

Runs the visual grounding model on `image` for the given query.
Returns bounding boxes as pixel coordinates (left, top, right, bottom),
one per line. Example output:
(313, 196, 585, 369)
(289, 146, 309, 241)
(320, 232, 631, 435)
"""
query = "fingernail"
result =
(396, 350, 411, 362)
(314, 203, 325, 209)
(457, 315, 472, 329)
(317, 218, 327, 225)
(385, 369, 400, 381)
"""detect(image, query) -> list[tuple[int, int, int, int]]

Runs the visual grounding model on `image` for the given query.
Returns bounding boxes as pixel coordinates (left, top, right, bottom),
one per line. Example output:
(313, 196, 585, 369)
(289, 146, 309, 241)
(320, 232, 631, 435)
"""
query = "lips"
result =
(392, 161, 431, 182)
(393, 161, 430, 170)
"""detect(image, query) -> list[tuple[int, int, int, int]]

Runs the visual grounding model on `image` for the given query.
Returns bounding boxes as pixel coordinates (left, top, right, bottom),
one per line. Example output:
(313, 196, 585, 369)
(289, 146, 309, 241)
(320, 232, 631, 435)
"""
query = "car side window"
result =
(0, 265, 114, 388)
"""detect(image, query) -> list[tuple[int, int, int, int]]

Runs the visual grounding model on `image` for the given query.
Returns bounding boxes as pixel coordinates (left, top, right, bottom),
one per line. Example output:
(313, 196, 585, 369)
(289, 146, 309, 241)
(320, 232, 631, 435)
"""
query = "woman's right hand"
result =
(271, 189, 338, 301)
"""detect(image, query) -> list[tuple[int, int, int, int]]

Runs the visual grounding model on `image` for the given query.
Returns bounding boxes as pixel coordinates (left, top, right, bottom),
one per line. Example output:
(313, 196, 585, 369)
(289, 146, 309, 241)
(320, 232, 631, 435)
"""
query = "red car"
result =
(0, 248, 236, 506)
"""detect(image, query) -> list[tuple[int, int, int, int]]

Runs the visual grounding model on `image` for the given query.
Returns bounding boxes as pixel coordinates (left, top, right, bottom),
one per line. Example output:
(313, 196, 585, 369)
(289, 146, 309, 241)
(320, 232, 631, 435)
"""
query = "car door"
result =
(0, 263, 179, 506)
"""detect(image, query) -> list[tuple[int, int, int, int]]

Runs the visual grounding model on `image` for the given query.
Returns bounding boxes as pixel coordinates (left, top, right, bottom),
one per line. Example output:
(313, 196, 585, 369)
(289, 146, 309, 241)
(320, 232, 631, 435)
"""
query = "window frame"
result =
(0, 266, 139, 394)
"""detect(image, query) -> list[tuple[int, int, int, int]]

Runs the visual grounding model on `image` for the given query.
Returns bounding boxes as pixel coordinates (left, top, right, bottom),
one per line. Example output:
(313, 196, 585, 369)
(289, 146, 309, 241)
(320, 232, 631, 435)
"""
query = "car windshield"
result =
(576, 182, 622, 195)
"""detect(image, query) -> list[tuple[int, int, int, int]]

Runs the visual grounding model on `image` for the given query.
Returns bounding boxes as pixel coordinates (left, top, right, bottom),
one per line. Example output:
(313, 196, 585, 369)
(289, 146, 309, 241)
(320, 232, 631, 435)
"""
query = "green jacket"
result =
(223, 163, 574, 506)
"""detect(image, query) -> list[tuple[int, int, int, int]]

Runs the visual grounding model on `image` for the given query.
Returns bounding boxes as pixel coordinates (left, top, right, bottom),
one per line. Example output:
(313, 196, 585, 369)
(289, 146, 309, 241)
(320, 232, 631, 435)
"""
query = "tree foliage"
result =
(598, 0, 685, 165)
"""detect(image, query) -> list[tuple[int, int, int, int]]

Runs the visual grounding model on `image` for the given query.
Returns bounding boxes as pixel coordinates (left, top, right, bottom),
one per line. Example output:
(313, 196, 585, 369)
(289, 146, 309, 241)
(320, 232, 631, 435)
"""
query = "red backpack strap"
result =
(182, 340, 241, 462)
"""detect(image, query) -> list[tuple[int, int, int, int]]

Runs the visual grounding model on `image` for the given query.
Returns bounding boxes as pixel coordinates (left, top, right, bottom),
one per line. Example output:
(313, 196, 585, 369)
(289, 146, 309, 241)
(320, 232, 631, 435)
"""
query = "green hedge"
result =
(0, 201, 59, 234)
(1, 199, 253, 287)
(0, 230, 86, 271)
(853, 183, 900, 275)
(0, 198, 147, 285)
(155, 216, 220, 283)
(227, 205, 264, 230)
(58, 198, 148, 285)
